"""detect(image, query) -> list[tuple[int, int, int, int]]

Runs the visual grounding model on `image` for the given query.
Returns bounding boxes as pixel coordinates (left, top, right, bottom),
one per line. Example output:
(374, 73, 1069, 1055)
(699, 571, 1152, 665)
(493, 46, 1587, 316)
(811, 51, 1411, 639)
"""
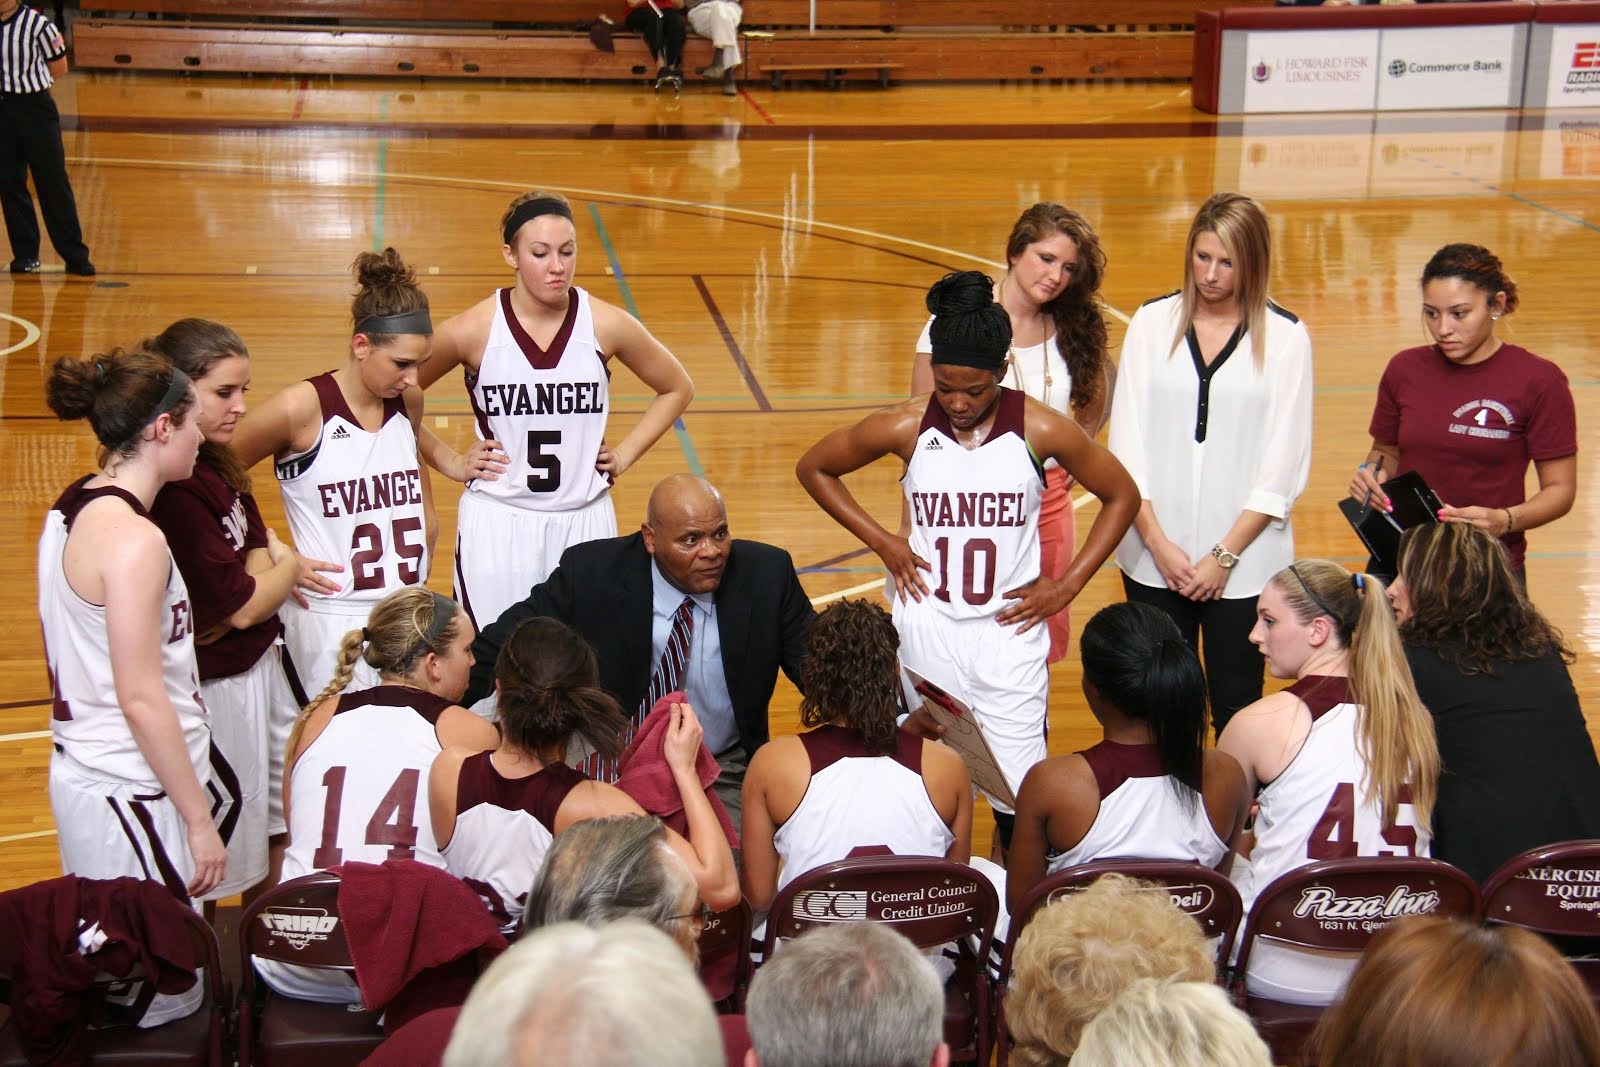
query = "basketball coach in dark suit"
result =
(462, 473, 814, 829)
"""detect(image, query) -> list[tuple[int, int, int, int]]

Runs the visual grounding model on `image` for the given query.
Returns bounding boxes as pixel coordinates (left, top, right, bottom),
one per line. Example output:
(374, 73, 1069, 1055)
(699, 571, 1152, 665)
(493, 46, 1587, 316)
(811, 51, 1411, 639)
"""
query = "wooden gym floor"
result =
(2, 73, 1597, 885)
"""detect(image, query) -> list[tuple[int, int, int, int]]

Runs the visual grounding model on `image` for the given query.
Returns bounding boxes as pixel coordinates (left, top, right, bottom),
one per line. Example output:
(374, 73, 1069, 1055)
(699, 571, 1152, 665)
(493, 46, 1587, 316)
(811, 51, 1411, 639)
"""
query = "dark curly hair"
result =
(1397, 523, 1572, 675)
(1421, 243, 1520, 314)
(1005, 203, 1109, 416)
(799, 599, 902, 756)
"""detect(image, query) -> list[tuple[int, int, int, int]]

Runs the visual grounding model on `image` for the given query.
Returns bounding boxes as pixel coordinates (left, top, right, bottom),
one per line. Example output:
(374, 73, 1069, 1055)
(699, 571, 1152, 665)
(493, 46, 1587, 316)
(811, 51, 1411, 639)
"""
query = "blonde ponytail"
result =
(1273, 562, 1439, 836)
(1347, 572, 1439, 836)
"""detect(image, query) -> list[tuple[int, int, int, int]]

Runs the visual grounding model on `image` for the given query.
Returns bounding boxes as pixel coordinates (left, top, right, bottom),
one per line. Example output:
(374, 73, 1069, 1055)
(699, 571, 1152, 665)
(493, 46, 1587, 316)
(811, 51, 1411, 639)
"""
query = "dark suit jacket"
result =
(464, 533, 813, 758)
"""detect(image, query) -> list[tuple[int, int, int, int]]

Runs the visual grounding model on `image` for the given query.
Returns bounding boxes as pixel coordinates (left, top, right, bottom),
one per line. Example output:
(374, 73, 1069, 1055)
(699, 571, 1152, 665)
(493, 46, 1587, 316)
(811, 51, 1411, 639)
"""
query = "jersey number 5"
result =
(527, 430, 562, 493)
(351, 517, 426, 592)
(312, 766, 421, 867)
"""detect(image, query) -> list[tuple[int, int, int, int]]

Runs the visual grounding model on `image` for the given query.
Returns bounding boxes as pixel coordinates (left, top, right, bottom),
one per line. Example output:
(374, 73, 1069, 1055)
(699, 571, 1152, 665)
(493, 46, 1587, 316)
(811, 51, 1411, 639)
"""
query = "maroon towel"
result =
(359, 1005, 462, 1067)
(335, 861, 506, 1028)
(616, 691, 738, 848)
(0, 876, 198, 1066)
(719, 1014, 752, 1067)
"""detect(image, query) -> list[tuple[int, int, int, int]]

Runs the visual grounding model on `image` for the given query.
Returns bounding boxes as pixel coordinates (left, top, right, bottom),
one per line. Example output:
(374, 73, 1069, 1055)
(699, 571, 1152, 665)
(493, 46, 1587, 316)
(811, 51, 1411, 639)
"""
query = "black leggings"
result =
(625, 6, 687, 68)
(1122, 575, 1264, 736)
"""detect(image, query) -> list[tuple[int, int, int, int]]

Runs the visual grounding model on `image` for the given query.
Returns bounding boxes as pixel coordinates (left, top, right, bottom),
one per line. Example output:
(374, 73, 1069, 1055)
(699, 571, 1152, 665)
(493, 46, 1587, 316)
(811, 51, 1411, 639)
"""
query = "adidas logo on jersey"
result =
(923, 437, 944, 451)
(330, 426, 351, 440)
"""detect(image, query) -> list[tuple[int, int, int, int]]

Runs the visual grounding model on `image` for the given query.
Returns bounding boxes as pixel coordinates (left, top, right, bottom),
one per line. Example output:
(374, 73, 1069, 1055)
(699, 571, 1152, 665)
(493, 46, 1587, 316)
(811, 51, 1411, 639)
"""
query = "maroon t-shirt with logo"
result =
(1369, 343, 1577, 569)
(151, 463, 283, 680)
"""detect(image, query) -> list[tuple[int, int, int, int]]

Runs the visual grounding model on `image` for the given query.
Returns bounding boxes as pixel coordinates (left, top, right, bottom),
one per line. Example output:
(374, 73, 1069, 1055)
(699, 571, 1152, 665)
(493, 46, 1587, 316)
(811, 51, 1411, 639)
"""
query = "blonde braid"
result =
(285, 627, 368, 760)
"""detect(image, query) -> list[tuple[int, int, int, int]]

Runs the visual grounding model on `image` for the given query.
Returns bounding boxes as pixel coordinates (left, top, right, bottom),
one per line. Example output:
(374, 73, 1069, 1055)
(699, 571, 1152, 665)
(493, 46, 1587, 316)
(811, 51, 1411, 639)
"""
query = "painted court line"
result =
(693, 275, 772, 411)
(589, 203, 707, 477)
(64, 156, 1136, 325)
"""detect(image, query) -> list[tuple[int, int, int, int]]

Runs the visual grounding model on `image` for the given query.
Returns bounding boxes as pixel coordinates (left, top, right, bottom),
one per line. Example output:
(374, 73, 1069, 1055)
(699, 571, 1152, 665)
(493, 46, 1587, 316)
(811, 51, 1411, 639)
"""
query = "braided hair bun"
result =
(926, 271, 1010, 371)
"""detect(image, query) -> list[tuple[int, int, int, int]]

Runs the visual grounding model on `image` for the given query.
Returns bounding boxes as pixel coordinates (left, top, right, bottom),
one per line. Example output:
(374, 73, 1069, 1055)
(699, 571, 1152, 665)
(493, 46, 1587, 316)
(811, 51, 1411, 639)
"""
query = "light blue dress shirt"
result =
(650, 561, 739, 756)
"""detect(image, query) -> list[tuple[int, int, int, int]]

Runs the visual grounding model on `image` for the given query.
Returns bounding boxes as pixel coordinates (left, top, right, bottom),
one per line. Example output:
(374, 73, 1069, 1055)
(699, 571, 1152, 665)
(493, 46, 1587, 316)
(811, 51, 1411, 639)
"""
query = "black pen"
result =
(1360, 455, 1387, 516)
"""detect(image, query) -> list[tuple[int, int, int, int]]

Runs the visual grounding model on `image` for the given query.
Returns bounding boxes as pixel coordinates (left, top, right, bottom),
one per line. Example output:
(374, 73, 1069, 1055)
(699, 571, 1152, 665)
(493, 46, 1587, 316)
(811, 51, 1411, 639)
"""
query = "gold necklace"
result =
(1002, 276, 1053, 399)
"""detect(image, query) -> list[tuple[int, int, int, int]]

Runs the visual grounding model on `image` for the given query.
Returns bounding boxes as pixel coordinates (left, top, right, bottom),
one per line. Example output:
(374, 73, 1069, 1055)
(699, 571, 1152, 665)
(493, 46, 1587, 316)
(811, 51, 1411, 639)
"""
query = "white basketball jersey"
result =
(465, 286, 611, 512)
(442, 752, 585, 933)
(281, 685, 450, 880)
(1047, 741, 1228, 875)
(773, 726, 955, 895)
(1236, 675, 1430, 914)
(903, 388, 1044, 622)
(276, 373, 428, 612)
(39, 479, 210, 788)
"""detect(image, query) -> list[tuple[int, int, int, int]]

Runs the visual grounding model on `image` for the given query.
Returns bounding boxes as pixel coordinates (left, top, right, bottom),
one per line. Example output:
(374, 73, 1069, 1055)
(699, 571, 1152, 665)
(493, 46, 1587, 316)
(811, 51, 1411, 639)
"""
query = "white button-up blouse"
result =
(1108, 291, 1314, 598)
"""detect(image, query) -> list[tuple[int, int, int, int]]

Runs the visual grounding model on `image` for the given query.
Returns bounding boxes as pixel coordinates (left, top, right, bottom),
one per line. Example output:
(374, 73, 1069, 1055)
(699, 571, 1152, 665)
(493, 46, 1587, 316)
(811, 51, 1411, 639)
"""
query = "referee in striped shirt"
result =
(1, 0, 93, 275)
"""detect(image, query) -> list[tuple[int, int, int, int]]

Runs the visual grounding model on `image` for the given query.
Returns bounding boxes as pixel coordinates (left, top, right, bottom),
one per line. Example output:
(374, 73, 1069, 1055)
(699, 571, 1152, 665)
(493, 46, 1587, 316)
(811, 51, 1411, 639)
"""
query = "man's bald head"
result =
(646, 473, 723, 528)
(643, 474, 731, 595)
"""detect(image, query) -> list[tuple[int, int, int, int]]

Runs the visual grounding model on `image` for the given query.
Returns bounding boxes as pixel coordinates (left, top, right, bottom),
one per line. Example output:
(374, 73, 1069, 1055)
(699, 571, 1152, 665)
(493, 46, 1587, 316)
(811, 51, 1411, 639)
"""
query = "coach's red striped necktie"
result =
(590, 596, 696, 782)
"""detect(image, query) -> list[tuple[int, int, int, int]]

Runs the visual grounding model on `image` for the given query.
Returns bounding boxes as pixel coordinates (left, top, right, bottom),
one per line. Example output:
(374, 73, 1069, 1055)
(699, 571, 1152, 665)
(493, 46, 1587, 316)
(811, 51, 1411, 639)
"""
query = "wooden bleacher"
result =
(70, 0, 1274, 83)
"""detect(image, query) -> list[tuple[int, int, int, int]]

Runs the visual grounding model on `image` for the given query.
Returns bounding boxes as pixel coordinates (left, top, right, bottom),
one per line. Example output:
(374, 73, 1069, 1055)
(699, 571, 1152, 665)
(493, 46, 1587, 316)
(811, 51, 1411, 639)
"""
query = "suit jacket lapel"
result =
(620, 539, 656, 687)
(715, 547, 752, 696)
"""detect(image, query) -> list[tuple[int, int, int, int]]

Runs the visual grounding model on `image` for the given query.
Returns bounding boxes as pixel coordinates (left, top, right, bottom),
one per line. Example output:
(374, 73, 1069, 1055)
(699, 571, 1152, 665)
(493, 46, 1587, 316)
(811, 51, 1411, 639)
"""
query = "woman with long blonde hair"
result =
(1219, 558, 1438, 1006)
(257, 586, 498, 1004)
(1109, 192, 1314, 734)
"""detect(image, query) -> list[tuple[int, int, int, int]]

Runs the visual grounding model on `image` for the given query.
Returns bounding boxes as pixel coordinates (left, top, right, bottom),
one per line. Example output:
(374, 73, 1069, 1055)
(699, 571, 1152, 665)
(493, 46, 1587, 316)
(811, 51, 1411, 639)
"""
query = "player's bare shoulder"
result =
(876, 395, 932, 454)
(1021, 391, 1088, 445)
(434, 295, 500, 369)
(587, 293, 655, 357)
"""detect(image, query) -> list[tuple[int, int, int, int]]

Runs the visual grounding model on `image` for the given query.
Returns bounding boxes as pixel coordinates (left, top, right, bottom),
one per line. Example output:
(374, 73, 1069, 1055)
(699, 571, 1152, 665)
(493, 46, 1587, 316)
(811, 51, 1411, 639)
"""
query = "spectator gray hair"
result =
(442, 919, 721, 1067)
(746, 921, 945, 1067)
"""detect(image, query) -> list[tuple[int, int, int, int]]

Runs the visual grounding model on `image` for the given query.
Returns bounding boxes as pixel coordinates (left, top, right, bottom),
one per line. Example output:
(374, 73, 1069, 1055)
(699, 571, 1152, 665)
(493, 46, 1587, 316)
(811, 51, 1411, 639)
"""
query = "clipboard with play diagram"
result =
(902, 665, 1017, 810)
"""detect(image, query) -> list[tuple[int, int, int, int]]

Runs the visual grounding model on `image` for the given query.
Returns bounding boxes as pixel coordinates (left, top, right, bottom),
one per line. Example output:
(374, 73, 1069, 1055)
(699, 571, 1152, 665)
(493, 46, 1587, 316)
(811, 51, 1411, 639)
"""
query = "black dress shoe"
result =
(8, 258, 41, 273)
(65, 260, 97, 276)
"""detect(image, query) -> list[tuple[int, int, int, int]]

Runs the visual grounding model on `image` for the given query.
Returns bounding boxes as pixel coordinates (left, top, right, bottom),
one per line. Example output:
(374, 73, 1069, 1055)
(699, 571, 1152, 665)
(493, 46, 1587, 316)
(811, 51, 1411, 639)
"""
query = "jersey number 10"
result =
(930, 536, 998, 606)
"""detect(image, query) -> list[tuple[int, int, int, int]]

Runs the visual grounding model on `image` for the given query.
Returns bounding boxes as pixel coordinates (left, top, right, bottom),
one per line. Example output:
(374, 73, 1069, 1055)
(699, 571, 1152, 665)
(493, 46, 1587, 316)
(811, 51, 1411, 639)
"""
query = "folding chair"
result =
(698, 897, 754, 1012)
(993, 860, 1244, 1066)
(763, 856, 998, 1065)
(0, 880, 226, 1067)
(237, 871, 383, 1067)
(1482, 839, 1600, 1004)
(1233, 857, 1481, 1066)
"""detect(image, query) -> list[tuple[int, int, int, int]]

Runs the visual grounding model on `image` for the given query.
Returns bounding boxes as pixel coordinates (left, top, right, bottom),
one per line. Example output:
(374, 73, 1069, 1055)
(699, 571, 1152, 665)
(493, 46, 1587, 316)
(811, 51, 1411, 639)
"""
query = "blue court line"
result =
(373, 95, 389, 251)
(588, 203, 704, 478)
(1413, 154, 1600, 235)
(1503, 191, 1600, 235)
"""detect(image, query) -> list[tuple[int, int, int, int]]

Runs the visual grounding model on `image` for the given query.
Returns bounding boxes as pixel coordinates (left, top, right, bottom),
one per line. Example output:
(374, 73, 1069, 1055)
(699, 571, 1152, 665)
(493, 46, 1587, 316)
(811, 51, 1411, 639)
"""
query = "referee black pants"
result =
(0, 89, 90, 266)
(1122, 575, 1265, 737)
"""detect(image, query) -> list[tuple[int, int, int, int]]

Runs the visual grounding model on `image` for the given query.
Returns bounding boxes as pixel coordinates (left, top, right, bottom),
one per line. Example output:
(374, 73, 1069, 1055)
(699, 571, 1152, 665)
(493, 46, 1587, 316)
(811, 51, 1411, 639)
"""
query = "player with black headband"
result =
(418, 190, 694, 634)
(797, 270, 1139, 851)
(258, 586, 499, 1004)
(40, 349, 222, 1025)
(232, 247, 495, 733)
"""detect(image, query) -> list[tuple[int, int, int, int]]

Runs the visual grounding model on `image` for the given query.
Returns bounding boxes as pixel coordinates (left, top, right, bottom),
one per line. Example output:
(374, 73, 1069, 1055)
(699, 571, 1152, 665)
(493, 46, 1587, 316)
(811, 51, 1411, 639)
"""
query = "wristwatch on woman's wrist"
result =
(1211, 543, 1240, 570)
